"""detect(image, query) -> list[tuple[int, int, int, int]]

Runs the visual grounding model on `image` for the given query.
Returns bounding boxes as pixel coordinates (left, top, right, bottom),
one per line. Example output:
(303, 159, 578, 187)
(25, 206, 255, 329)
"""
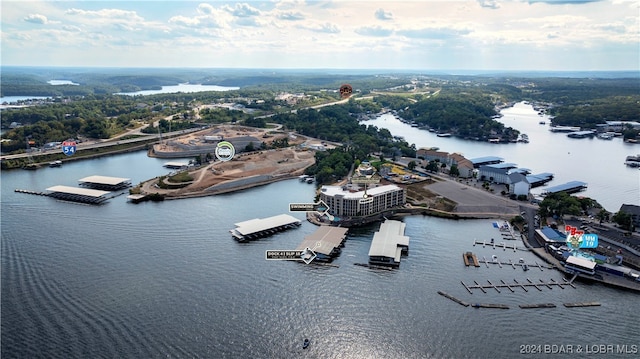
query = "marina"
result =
(230, 214, 302, 241)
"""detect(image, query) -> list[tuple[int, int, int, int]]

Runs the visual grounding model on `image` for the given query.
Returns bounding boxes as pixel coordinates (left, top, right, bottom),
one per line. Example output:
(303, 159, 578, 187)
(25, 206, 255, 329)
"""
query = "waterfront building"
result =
(416, 148, 474, 178)
(508, 173, 530, 197)
(319, 184, 405, 218)
(478, 163, 518, 184)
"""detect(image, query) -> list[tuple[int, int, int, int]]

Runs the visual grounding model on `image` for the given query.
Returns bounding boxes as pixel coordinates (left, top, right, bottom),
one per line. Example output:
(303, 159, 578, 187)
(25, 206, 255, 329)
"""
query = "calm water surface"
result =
(364, 102, 640, 212)
(2, 108, 640, 358)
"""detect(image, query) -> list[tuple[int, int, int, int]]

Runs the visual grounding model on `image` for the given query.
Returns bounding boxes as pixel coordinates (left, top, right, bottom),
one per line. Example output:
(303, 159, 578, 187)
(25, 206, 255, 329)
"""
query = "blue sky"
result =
(1, 0, 638, 70)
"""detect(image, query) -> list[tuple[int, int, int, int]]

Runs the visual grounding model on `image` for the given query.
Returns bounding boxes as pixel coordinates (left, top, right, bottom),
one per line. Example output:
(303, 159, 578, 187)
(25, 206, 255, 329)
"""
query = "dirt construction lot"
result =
(142, 147, 315, 197)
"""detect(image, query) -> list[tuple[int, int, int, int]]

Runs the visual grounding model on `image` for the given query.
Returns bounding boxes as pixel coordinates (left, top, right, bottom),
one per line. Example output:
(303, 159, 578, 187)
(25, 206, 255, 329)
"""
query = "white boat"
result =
(49, 160, 62, 167)
(597, 132, 614, 140)
(625, 155, 640, 167)
(436, 133, 452, 137)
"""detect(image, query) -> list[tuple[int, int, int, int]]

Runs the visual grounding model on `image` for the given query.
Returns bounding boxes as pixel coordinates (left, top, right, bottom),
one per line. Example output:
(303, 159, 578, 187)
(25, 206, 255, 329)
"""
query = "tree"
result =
(449, 164, 459, 177)
(407, 160, 417, 170)
(612, 211, 633, 231)
(245, 142, 255, 152)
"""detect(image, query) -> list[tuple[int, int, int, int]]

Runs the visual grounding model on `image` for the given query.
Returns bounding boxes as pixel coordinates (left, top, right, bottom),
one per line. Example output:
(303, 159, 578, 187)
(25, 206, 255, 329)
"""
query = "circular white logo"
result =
(215, 141, 235, 161)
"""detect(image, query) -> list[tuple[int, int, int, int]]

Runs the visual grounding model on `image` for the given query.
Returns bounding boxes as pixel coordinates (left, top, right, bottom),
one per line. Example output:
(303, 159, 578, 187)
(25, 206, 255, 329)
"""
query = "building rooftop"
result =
(321, 184, 401, 199)
(368, 220, 410, 259)
(469, 156, 503, 165)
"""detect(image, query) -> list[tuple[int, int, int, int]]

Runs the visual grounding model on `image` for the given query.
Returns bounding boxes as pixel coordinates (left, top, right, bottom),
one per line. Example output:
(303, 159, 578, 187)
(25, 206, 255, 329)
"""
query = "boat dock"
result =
(519, 303, 557, 309)
(295, 226, 349, 262)
(230, 214, 302, 241)
(461, 277, 576, 294)
(542, 181, 588, 195)
(476, 256, 553, 270)
(437, 291, 470, 307)
(463, 252, 480, 267)
(563, 302, 601, 308)
(78, 175, 132, 191)
(367, 220, 410, 267)
(45, 185, 112, 204)
(473, 240, 529, 252)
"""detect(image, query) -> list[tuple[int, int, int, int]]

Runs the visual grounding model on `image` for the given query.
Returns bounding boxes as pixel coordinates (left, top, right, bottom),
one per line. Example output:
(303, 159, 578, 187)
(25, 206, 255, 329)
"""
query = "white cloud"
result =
(397, 27, 472, 40)
(277, 11, 306, 21)
(355, 26, 394, 37)
(65, 8, 144, 22)
(298, 22, 340, 34)
(23, 14, 48, 25)
(223, 3, 261, 17)
(375, 8, 393, 21)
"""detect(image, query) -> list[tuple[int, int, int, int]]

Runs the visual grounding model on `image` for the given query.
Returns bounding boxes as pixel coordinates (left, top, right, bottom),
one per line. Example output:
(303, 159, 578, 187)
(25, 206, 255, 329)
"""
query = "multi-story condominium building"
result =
(319, 184, 406, 218)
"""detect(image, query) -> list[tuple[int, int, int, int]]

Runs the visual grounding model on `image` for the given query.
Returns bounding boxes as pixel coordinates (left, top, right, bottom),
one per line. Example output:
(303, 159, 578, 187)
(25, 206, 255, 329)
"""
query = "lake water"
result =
(47, 80, 79, 86)
(2, 104, 640, 358)
(363, 102, 640, 212)
(115, 83, 239, 96)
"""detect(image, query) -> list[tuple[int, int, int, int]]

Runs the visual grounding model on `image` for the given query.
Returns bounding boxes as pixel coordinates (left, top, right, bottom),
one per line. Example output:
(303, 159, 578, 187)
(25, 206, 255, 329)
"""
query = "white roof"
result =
(296, 226, 348, 255)
(566, 256, 596, 270)
(321, 184, 401, 199)
(78, 175, 131, 185)
(368, 220, 410, 258)
(234, 214, 301, 236)
(46, 185, 110, 197)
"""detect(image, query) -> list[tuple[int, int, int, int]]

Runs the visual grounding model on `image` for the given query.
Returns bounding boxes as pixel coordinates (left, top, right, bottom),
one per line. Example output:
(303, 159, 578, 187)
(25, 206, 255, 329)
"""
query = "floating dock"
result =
(461, 277, 575, 294)
(563, 302, 601, 308)
(78, 175, 132, 191)
(471, 303, 509, 309)
(478, 256, 552, 270)
(463, 252, 480, 267)
(45, 185, 111, 204)
(437, 291, 470, 307)
(368, 220, 410, 268)
(473, 240, 529, 252)
(230, 214, 301, 241)
(519, 303, 557, 309)
(296, 226, 349, 262)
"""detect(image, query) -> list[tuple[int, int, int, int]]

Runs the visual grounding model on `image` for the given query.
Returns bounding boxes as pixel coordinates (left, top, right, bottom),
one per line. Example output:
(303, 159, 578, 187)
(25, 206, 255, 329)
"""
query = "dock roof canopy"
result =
(233, 214, 301, 236)
(78, 175, 131, 186)
(46, 185, 111, 204)
(543, 181, 587, 194)
(368, 220, 410, 259)
(296, 226, 348, 256)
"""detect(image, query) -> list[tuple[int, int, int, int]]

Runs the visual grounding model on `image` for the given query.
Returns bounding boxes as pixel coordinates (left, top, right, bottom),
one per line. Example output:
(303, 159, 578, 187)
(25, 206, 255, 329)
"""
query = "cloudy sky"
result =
(1, 0, 638, 71)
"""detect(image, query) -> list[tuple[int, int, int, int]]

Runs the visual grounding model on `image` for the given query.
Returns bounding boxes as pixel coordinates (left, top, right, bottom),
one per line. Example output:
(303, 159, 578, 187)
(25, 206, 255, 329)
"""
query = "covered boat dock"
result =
(296, 226, 349, 261)
(526, 172, 554, 188)
(368, 220, 410, 267)
(542, 181, 587, 195)
(46, 185, 111, 204)
(230, 214, 302, 241)
(78, 175, 132, 191)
